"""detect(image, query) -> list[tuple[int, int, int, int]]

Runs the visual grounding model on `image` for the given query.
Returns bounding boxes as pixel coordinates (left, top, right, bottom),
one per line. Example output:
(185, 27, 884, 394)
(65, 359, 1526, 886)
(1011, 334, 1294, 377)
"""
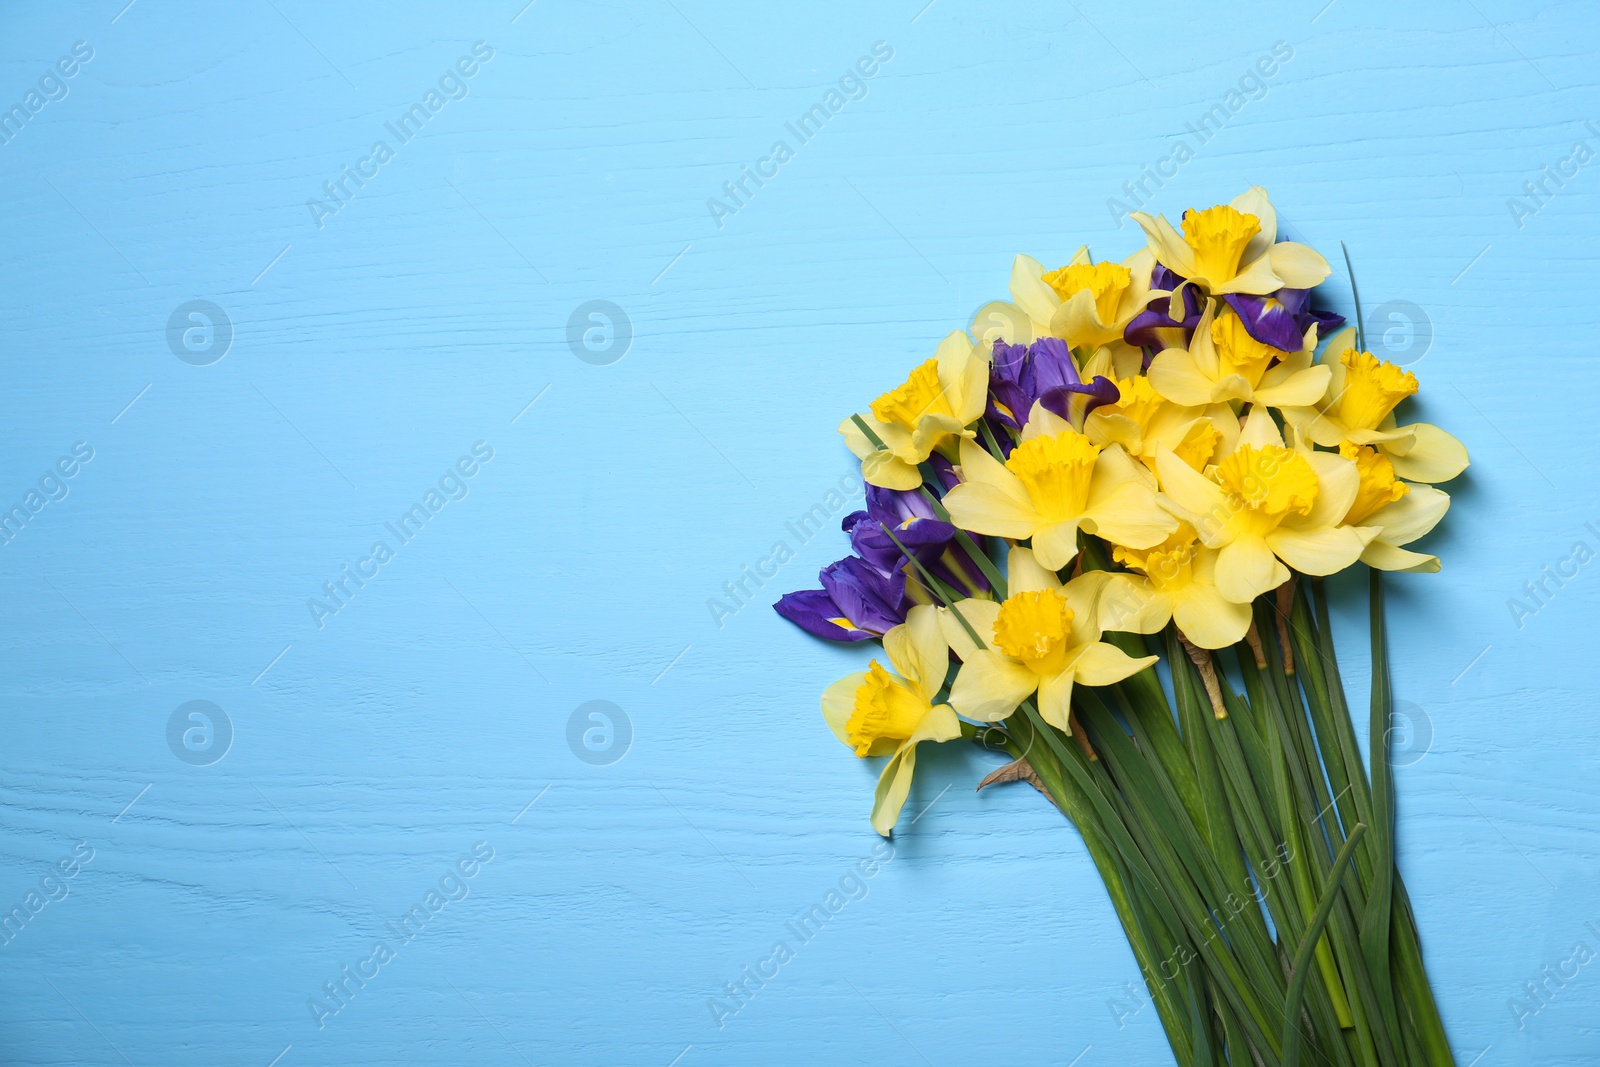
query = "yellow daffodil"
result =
(1340, 442, 1451, 573)
(821, 605, 961, 836)
(1154, 409, 1377, 603)
(1008, 247, 1159, 350)
(1148, 305, 1330, 410)
(840, 331, 991, 490)
(944, 402, 1176, 570)
(1084, 373, 1238, 477)
(1131, 186, 1332, 299)
(1096, 525, 1254, 649)
(1281, 328, 1470, 484)
(941, 547, 1157, 732)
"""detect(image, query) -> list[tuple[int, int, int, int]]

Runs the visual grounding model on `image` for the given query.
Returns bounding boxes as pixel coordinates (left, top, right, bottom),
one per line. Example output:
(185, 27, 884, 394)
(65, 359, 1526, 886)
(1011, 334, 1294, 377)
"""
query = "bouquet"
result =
(775, 187, 1469, 1066)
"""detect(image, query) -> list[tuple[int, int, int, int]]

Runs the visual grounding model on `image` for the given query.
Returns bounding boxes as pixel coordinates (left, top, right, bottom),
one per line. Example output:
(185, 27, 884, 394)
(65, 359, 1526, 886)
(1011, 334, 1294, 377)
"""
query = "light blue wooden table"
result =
(2, 1, 1596, 1064)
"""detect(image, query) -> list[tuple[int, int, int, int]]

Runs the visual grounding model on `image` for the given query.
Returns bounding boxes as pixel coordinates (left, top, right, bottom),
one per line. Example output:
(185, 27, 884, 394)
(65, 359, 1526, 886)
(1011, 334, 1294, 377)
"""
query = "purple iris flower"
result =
(1223, 288, 1346, 352)
(843, 485, 952, 573)
(987, 340, 1033, 431)
(927, 453, 960, 493)
(774, 555, 908, 642)
(1124, 264, 1203, 354)
(1040, 372, 1120, 427)
(987, 338, 1119, 433)
(775, 478, 992, 642)
(852, 480, 992, 597)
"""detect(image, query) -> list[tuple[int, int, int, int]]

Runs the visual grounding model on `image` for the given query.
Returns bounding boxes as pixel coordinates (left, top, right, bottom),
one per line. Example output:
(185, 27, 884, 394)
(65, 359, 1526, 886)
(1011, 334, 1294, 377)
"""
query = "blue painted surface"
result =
(1, 1, 1597, 1064)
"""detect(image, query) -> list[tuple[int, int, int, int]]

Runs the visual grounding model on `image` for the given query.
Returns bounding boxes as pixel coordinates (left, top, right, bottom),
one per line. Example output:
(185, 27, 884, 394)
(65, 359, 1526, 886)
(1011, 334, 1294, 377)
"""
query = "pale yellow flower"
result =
(1281, 328, 1469, 484)
(1008, 246, 1159, 350)
(840, 331, 990, 490)
(1339, 442, 1451, 573)
(1153, 409, 1377, 603)
(944, 402, 1175, 570)
(1097, 525, 1254, 649)
(1084, 373, 1238, 477)
(1147, 304, 1329, 410)
(820, 606, 961, 836)
(941, 548, 1156, 733)
(1130, 186, 1332, 299)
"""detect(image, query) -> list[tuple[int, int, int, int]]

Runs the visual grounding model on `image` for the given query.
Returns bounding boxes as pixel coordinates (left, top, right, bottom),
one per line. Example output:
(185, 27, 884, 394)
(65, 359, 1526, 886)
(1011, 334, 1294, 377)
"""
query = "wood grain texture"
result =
(1, 0, 1597, 1063)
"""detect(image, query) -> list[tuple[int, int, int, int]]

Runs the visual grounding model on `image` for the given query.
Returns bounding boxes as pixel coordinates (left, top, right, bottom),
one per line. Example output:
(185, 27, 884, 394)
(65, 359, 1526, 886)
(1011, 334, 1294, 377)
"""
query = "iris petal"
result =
(1225, 288, 1345, 352)
(773, 589, 878, 642)
(1125, 264, 1203, 351)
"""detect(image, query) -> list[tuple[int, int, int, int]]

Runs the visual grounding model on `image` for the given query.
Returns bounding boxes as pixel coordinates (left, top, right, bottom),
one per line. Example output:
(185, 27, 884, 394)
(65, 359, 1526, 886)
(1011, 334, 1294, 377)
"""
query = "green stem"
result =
(1251, 607, 1390, 1065)
(1007, 721, 1198, 1066)
(1284, 824, 1369, 1067)
(847, 413, 1009, 600)
(1306, 579, 1457, 1061)
(1361, 570, 1402, 1050)
(914, 485, 1008, 599)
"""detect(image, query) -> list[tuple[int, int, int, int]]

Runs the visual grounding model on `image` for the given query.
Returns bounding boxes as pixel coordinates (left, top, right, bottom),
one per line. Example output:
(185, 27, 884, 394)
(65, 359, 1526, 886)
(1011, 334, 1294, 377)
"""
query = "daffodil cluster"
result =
(776, 186, 1466, 836)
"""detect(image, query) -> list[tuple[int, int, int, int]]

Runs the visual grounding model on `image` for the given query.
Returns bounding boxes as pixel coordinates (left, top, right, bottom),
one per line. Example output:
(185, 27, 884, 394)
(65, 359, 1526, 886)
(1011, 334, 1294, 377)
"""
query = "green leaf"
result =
(1284, 824, 1369, 1067)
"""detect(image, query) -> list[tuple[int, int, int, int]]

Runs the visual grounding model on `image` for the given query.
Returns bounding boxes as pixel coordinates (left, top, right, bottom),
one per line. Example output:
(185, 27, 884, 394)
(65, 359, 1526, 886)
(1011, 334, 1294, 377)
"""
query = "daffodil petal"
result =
(1020, 400, 1075, 441)
(1090, 441, 1155, 495)
(885, 605, 950, 704)
(946, 439, 1035, 536)
(822, 672, 869, 747)
(1085, 410, 1143, 454)
(1172, 585, 1253, 649)
(1155, 451, 1229, 543)
(1299, 411, 1353, 448)
(1083, 483, 1177, 550)
(862, 451, 922, 490)
(1148, 349, 1220, 406)
(1265, 525, 1372, 576)
(1037, 669, 1074, 733)
(915, 703, 963, 746)
(1230, 186, 1278, 259)
(1216, 536, 1287, 602)
(1131, 212, 1197, 277)
(1097, 574, 1172, 635)
(1031, 520, 1084, 571)
(1060, 570, 1114, 642)
(970, 299, 1036, 349)
(910, 412, 971, 456)
(1216, 250, 1284, 295)
(1266, 242, 1332, 289)
(1009, 254, 1059, 331)
(1006, 544, 1063, 595)
(1237, 405, 1285, 449)
(1365, 485, 1450, 546)
(1361, 540, 1441, 573)
(1386, 423, 1469, 483)
(944, 481, 1038, 539)
(933, 328, 975, 386)
(839, 415, 876, 458)
(942, 598, 1001, 660)
(869, 745, 917, 836)
(1345, 425, 1414, 447)
(1318, 327, 1357, 365)
(867, 704, 963, 836)
(1252, 365, 1333, 408)
(1300, 449, 1360, 528)
(1050, 288, 1120, 348)
(1071, 641, 1159, 686)
(948, 650, 1038, 722)
(935, 330, 990, 424)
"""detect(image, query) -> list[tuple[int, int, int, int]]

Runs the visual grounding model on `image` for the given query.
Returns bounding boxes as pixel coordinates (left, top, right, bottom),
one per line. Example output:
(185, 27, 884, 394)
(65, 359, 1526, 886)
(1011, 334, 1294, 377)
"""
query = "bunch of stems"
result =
(897, 479, 1454, 1066)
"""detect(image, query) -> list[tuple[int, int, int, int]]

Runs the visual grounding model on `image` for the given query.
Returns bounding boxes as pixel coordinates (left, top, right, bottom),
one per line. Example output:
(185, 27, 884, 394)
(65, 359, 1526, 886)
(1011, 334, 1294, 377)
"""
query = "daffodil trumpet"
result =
(776, 186, 1464, 1067)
